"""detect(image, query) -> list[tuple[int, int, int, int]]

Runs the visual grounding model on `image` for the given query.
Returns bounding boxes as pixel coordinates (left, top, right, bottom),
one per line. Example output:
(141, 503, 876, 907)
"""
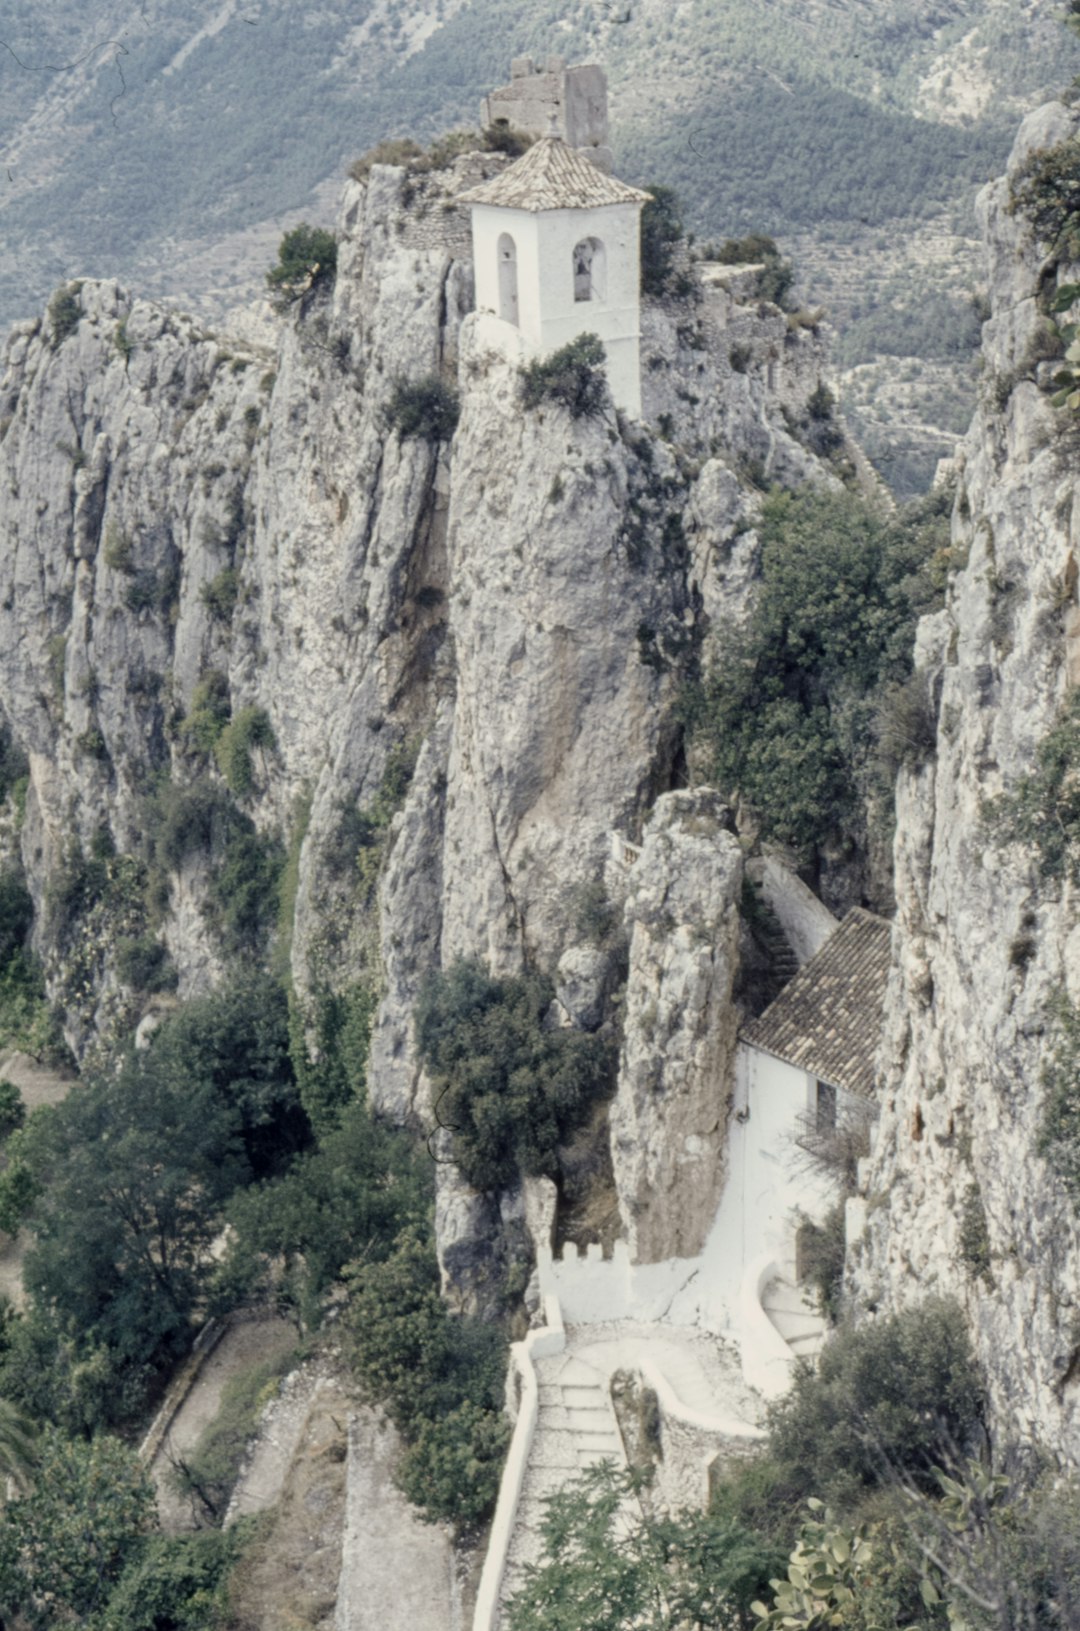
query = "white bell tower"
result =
(460, 136, 651, 418)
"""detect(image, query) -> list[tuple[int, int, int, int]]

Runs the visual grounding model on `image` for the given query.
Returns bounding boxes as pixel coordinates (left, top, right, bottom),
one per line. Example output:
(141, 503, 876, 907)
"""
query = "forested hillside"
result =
(0, 0, 1077, 486)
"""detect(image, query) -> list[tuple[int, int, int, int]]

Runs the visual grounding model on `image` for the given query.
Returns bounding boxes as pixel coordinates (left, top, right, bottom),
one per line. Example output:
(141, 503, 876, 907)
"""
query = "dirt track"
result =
(149, 1315, 297, 1533)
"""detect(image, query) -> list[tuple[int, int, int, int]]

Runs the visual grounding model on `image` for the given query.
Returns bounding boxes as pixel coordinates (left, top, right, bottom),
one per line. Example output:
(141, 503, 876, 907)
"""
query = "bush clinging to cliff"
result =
(266, 224, 337, 308)
(688, 483, 948, 864)
(520, 333, 607, 419)
(414, 959, 614, 1191)
(385, 375, 461, 443)
(1009, 137, 1080, 262)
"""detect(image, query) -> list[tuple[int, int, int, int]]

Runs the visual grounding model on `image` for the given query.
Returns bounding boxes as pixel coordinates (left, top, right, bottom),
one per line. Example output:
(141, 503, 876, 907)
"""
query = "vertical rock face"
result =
(852, 102, 1080, 1458)
(438, 319, 687, 977)
(610, 789, 743, 1262)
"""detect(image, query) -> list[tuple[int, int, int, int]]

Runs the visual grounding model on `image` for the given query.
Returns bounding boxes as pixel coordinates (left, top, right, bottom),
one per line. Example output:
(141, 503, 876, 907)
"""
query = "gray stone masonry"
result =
(482, 59, 611, 167)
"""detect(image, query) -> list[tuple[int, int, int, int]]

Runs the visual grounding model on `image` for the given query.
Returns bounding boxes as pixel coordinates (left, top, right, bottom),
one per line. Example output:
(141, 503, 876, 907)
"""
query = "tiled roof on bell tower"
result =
(458, 135, 651, 212)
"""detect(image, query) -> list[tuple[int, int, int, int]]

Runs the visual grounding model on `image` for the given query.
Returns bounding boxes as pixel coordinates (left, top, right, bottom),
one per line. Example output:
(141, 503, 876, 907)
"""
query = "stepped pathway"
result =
(761, 1276, 827, 1361)
(748, 881, 800, 998)
(498, 1349, 628, 1617)
(494, 1321, 764, 1628)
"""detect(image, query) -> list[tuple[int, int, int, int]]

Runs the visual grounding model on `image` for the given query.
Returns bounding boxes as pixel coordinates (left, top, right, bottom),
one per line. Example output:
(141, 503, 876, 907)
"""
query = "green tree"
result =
(765, 1298, 985, 1512)
(17, 1050, 244, 1377)
(398, 1400, 511, 1528)
(1, 1428, 155, 1624)
(346, 1229, 508, 1525)
(1009, 136, 1080, 261)
(266, 224, 338, 308)
(0, 1078, 24, 1142)
(148, 975, 306, 1179)
(0, 1396, 36, 1490)
(99, 1528, 243, 1631)
(218, 1096, 429, 1328)
(288, 981, 376, 1134)
(0, 871, 32, 968)
(640, 185, 684, 296)
(713, 234, 794, 306)
(506, 1462, 781, 1631)
(692, 485, 946, 862)
(414, 959, 614, 1191)
(520, 334, 608, 419)
(384, 375, 461, 443)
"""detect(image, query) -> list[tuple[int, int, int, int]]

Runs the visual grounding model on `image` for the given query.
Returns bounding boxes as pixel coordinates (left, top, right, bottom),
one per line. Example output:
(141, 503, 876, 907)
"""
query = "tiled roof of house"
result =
(458, 136, 652, 211)
(740, 907, 892, 1099)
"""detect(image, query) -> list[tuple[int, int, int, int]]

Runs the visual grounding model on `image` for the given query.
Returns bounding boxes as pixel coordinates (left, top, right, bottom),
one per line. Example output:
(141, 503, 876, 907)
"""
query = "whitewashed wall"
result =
(469, 200, 643, 416)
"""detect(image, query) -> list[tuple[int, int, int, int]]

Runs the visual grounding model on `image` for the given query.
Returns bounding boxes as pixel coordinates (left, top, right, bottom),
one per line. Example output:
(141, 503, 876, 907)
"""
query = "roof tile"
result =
(458, 136, 651, 212)
(740, 907, 892, 1098)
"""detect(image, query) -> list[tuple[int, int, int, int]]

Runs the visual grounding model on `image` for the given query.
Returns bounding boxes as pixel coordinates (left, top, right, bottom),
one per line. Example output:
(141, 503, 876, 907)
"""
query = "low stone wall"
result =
(138, 1318, 225, 1466)
(751, 852, 838, 966)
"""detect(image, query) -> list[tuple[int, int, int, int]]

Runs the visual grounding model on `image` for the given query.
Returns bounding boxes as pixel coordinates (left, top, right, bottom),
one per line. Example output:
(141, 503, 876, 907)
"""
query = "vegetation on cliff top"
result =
(686, 482, 951, 874)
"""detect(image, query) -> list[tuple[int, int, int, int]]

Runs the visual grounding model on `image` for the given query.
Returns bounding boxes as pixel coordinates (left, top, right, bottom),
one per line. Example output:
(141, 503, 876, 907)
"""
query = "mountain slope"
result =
(2, 0, 1078, 497)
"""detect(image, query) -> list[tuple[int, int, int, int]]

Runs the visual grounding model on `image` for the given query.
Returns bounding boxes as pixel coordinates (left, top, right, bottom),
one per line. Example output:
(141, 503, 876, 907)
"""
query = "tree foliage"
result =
(385, 375, 461, 443)
(640, 184, 684, 297)
(346, 1228, 509, 1526)
(710, 234, 794, 307)
(218, 1095, 429, 1328)
(414, 959, 614, 1191)
(266, 223, 338, 308)
(0, 977, 304, 1415)
(97, 1528, 244, 1631)
(288, 979, 377, 1134)
(1009, 137, 1080, 262)
(46, 281, 83, 348)
(765, 1298, 985, 1512)
(506, 1462, 782, 1631)
(17, 1059, 242, 1375)
(520, 333, 608, 419)
(0, 1428, 155, 1624)
(690, 484, 948, 862)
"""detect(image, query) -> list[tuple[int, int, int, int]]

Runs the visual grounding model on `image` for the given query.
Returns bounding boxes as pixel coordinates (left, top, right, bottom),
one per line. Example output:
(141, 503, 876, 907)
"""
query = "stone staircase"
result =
(497, 1351, 627, 1619)
(748, 880, 800, 998)
(761, 1276, 827, 1362)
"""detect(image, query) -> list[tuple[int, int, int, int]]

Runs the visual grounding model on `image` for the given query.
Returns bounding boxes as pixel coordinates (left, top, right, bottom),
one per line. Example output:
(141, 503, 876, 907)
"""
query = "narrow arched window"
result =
(498, 233, 519, 326)
(573, 236, 606, 303)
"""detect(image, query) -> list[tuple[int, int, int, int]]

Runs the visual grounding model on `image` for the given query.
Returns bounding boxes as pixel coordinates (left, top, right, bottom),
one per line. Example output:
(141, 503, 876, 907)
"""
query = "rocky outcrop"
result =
(0, 136, 838, 1292)
(851, 102, 1080, 1459)
(610, 790, 743, 1262)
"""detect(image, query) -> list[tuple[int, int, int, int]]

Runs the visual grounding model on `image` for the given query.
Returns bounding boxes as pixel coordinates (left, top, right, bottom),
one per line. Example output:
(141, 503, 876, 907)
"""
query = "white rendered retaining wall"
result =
(737, 1253, 797, 1400)
(536, 1240, 703, 1325)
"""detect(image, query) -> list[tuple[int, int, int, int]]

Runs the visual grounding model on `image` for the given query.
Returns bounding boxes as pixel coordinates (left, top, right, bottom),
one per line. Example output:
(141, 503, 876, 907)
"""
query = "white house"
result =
(701, 907, 892, 1309)
(458, 135, 651, 417)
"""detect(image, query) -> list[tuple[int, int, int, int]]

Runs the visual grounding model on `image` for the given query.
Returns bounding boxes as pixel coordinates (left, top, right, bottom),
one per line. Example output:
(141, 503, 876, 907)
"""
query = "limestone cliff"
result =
(851, 102, 1080, 1458)
(0, 139, 836, 1290)
(609, 788, 743, 1262)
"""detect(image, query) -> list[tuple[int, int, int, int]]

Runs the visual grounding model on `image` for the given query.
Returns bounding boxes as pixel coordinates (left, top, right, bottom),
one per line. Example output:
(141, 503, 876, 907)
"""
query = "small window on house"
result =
(816, 1080, 837, 1133)
(573, 236, 606, 303)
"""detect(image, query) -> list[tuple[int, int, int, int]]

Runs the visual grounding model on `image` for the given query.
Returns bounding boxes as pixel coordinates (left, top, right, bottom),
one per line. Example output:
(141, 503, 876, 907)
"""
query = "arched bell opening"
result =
(573, 236, 607, 303)
(498, 232, 520, 326)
